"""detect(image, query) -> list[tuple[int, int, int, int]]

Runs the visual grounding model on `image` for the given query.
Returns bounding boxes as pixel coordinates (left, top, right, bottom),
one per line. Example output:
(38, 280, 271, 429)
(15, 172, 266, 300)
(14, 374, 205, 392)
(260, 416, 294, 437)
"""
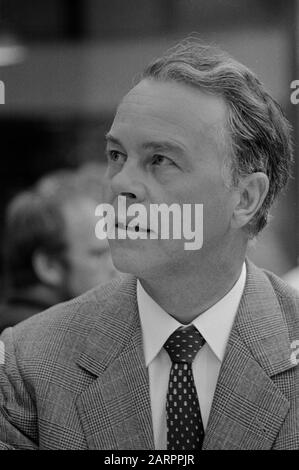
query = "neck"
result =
(139, 248, 246, 324)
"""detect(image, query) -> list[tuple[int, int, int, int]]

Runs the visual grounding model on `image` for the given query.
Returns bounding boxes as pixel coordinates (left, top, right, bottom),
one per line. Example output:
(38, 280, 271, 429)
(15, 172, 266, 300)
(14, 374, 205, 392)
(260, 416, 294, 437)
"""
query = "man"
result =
(0, 39, 298, 450)
(0, 165, 117, 333)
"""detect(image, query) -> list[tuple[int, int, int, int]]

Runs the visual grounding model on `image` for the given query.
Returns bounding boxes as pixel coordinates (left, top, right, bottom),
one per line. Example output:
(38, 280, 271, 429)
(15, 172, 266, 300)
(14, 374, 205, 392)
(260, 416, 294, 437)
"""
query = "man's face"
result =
(105, 79, 238, 279)
(61, 197, 117, 298)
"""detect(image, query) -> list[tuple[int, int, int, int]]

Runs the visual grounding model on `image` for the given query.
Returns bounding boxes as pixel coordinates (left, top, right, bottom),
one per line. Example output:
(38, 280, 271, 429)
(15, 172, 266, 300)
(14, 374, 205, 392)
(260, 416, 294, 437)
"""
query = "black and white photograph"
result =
(0, 0, 298, 454)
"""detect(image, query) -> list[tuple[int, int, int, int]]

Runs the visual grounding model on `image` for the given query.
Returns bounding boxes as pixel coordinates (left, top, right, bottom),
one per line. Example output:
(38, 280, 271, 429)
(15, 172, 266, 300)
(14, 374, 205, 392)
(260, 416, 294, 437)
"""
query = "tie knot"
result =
(164, 325, 205, 364)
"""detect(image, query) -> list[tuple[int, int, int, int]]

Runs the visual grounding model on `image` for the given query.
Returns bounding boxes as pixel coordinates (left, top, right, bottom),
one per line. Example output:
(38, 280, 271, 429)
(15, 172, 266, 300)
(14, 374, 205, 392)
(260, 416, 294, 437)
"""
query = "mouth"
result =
(115, 222, 151, 233)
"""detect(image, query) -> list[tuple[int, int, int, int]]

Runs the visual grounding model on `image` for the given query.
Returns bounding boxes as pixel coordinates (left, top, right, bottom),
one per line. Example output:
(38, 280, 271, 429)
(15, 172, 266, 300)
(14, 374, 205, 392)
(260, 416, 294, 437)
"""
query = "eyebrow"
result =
(105, 133, 186, 156)
(105, 133, 122, 146)
(141, 141, 187, 156)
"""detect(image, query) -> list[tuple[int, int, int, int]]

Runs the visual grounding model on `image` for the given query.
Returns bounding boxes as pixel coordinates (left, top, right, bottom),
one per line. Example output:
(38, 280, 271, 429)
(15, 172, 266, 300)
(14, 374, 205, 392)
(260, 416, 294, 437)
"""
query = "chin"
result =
(108, 238, 183, 278)
(111, 252, 143, 276)
(109, 244, 153, 277)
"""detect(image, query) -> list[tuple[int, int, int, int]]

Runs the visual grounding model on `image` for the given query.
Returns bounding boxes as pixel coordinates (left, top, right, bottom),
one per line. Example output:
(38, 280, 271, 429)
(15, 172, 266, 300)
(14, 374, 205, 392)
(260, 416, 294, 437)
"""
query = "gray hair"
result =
(141, 39, 293, 236)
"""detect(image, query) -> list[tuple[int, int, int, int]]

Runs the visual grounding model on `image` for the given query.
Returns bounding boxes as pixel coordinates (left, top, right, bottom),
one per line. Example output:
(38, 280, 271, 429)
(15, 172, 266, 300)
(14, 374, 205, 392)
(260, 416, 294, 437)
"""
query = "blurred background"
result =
(0, 0, 298, 289)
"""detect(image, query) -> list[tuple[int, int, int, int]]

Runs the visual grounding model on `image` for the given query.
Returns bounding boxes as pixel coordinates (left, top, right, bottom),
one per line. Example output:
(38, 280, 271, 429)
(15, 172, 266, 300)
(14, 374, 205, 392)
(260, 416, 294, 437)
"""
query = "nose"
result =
(109, 160, 146, 203)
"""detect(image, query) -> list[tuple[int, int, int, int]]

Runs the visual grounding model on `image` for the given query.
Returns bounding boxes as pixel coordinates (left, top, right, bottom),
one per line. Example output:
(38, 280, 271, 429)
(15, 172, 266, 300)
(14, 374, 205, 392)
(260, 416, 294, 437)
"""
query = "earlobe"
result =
(231, 172, 269, 230)
(32, 250, 64, 287)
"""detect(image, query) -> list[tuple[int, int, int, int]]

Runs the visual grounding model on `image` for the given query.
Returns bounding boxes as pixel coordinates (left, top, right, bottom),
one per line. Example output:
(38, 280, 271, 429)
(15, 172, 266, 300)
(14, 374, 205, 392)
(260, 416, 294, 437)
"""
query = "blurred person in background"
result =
(0, 164, 117, 333)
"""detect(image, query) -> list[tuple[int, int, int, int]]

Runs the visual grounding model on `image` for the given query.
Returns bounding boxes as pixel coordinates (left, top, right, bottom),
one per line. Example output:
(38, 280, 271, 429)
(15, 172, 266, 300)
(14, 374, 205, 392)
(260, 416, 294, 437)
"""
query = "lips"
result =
(116, 222, 150, 233)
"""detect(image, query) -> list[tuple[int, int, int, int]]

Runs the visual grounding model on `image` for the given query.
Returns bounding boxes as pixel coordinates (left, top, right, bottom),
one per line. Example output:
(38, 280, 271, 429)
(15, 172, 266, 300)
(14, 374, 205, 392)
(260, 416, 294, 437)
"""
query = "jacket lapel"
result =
(203, 260, 294, 449)
(75, 276, 154, 449)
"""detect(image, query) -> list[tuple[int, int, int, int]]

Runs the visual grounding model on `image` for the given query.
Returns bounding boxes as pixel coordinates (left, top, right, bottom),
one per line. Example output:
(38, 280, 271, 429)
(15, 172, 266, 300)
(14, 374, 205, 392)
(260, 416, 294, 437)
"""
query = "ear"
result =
(231, 172, 269, 230)
(32, 250, 65, 287)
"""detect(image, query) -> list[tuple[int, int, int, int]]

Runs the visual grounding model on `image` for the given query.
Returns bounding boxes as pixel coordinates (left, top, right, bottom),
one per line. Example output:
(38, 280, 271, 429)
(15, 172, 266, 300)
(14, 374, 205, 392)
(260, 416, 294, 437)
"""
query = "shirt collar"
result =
(137, 263, 246, 366)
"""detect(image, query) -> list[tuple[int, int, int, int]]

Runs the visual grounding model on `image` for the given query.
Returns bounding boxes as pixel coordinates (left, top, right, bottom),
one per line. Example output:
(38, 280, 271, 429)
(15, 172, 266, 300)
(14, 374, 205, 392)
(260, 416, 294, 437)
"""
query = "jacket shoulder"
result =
(0, 275, 134, 362)
(260, 266, 299, 326)
(262, 267, 299, 300)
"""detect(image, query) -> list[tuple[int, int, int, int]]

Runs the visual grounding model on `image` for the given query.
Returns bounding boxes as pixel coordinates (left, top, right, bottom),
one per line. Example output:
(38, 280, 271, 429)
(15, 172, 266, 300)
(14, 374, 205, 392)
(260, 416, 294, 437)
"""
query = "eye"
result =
(106, 149, 126, 164)
(152, 154, 174, 166)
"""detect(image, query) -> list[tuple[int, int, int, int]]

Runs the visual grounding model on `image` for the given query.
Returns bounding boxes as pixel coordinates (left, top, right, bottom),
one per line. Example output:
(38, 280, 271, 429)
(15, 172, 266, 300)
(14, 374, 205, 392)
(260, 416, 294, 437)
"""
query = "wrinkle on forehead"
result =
(114, 80, 228, 159)
(119, 79, 227, 125)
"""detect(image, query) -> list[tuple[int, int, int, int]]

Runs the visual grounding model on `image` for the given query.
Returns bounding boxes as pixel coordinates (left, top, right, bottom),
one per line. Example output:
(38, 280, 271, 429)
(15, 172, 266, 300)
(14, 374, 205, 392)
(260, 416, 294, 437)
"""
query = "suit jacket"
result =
(0, 260, 298, 450)
(0, 294, 53, 334)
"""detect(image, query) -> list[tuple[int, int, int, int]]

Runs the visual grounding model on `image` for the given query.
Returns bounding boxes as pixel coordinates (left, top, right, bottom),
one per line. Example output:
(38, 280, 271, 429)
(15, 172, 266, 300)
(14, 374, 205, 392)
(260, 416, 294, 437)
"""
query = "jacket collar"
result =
(231, 259, 294, 377)
(202, 259, 295, 449)
(77, 260, 294, 379)
(76, 275, 154, 449)
(77, 275, 140, 377)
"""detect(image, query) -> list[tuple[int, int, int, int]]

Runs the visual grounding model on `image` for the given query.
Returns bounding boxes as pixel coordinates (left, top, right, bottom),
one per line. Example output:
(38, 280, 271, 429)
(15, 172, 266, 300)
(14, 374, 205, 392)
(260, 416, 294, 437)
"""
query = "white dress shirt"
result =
(137, 263, 246, 450)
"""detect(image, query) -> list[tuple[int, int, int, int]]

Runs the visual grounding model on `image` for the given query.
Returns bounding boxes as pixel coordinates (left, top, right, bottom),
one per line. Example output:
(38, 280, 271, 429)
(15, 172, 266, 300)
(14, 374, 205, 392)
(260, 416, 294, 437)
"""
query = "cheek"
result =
(183, 178, 232, 235)
(203, 190, 234, 240)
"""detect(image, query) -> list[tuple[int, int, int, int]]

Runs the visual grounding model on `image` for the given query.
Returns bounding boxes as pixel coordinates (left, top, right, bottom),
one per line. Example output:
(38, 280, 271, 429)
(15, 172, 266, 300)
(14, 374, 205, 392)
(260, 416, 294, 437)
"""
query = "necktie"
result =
(164, 325, 206, 450)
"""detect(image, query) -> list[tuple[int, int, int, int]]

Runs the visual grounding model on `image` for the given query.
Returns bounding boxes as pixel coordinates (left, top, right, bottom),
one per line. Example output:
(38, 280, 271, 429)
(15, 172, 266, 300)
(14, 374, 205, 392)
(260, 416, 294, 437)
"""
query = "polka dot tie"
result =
(164, 325, 206, 450)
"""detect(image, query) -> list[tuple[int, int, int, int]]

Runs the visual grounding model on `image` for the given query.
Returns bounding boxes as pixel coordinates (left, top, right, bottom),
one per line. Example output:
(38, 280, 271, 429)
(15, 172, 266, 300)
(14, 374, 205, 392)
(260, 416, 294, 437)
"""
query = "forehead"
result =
(110, 79, 227, 148)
